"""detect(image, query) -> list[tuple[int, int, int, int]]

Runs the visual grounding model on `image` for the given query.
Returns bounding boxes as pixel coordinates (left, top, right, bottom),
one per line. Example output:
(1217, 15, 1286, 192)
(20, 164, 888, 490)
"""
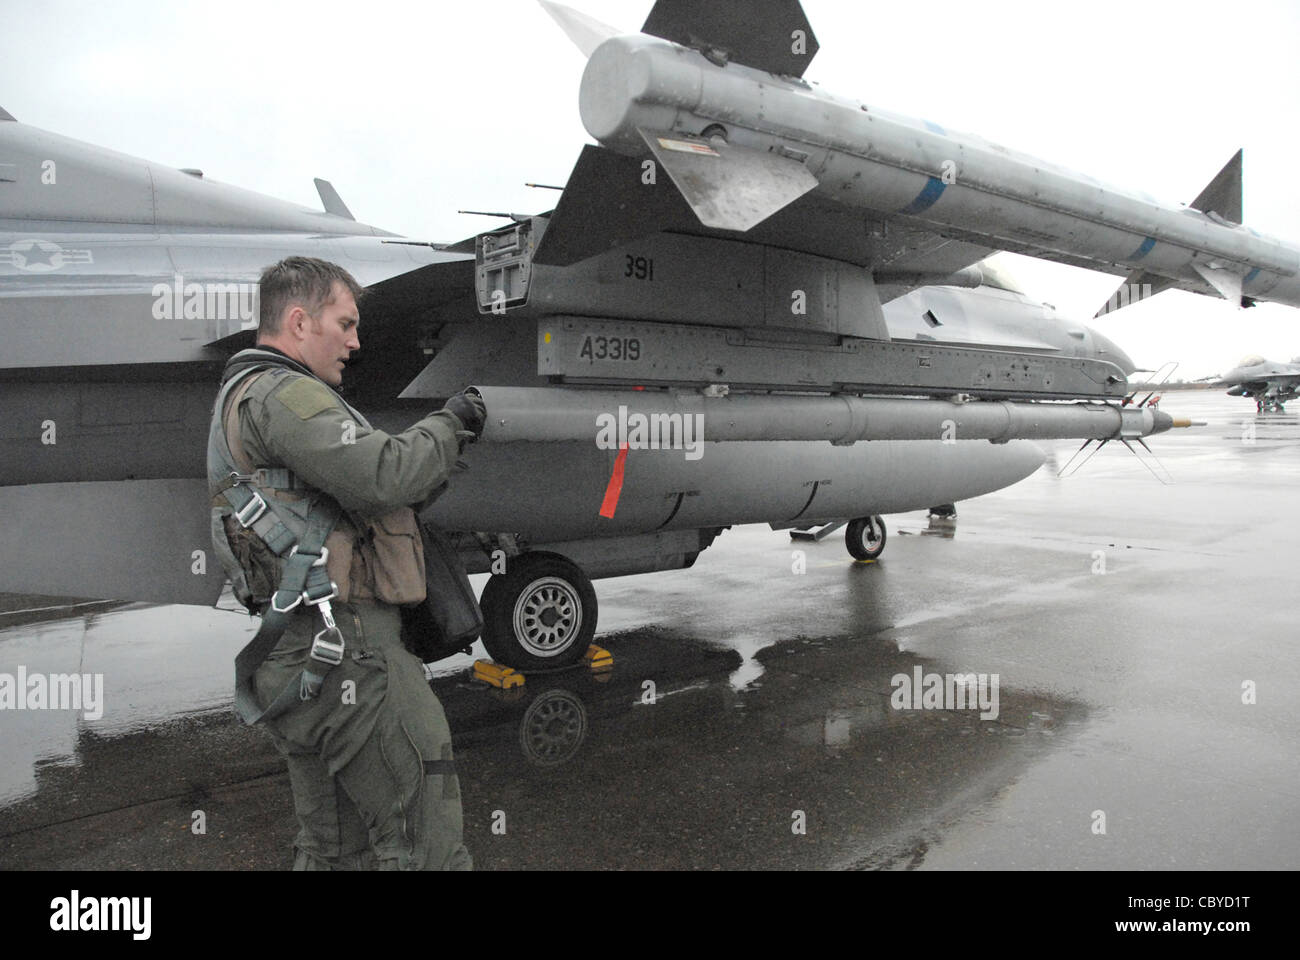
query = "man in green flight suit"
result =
(207, 256, 482, 870)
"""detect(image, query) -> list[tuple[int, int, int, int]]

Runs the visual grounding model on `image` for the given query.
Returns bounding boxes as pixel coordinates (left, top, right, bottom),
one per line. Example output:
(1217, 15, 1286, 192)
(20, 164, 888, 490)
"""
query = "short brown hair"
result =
(257, 257, 364, 338)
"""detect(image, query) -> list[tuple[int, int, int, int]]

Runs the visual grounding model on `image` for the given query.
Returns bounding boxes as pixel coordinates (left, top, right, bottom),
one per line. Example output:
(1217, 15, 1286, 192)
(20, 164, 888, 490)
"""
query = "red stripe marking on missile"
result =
(599, 443, 629, 518)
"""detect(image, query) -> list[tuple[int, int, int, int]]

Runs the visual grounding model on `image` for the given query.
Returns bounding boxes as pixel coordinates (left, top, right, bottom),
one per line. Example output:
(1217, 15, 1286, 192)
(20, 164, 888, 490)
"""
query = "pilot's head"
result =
(256, 257, 363, 387)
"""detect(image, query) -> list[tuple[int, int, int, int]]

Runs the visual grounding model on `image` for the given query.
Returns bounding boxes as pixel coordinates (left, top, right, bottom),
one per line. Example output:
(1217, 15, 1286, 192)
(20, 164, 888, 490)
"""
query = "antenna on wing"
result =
(458, 210, 532, 222)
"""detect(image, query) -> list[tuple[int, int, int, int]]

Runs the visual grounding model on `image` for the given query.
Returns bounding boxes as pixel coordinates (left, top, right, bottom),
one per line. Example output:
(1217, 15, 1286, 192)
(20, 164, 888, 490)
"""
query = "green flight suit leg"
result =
(277, 743, 374, 870)
(254, 601, 472, 871)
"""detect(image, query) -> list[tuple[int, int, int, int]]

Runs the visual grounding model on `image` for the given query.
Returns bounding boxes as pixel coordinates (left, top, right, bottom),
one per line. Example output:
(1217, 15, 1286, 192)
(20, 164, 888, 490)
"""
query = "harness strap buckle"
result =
(269, 590, 301, 613)
(289, 545, 330, 568)
(234, 491, 268, 528)
(303, 580, 338, 606)
(310, 627, 346, 667)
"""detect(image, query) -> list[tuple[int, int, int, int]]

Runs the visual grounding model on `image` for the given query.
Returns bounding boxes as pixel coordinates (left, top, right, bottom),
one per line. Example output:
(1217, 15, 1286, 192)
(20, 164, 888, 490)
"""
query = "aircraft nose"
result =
(1086, 327, 1136, 375)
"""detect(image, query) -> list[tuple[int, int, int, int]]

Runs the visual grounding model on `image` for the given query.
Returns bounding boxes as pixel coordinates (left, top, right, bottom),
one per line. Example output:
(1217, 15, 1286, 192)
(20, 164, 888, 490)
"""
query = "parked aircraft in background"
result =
(1211, 355, 1300, 412)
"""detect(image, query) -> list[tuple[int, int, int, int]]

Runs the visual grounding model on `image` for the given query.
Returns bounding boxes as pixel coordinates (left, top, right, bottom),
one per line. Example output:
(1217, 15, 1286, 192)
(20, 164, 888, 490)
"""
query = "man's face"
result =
(297, 281, 360, 387)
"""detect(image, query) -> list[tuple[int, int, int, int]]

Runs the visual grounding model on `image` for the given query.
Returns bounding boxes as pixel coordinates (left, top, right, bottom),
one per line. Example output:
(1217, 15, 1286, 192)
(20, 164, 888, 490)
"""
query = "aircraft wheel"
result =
(846, 515, 887, 561)
(479, 552, 597, 671)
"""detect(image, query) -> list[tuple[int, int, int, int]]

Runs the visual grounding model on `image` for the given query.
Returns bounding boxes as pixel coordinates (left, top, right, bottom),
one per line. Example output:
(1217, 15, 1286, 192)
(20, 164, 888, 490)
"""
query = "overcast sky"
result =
(4, 0, 1299, 379)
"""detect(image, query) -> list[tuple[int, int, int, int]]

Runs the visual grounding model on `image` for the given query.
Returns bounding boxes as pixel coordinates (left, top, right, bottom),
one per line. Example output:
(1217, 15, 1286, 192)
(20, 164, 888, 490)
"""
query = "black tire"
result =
(846, 515, 887, 561)
(479, 552, 597, 671)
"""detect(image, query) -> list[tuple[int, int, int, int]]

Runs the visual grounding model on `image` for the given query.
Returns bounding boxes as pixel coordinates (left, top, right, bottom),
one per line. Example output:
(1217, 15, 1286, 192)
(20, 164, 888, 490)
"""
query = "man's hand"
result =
(442, 389, 486, 440)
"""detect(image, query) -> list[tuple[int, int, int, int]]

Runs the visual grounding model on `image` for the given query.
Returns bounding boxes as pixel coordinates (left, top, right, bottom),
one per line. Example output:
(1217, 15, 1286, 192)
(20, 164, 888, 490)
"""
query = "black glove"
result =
(443, 389, 486, 439)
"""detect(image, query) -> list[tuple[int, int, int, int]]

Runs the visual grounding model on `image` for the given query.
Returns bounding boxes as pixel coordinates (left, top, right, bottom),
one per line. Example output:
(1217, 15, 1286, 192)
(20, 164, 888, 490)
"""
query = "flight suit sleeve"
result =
(245, 376, 465, 515)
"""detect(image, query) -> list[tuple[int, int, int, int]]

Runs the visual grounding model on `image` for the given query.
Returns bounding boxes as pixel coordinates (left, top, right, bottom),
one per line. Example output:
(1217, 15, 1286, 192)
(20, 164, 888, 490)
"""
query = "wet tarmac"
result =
(1, 391, 1297, 870)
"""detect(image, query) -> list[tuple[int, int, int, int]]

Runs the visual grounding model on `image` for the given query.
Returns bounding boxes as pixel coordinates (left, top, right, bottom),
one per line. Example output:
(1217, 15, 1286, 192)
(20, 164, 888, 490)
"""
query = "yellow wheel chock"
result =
(473, 659, 525, 689)
(584, 645, 613, 669)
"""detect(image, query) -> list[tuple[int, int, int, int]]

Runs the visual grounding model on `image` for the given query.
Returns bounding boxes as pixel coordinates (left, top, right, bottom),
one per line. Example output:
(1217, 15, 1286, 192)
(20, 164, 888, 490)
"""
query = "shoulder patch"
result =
(273, 377, 339, 420)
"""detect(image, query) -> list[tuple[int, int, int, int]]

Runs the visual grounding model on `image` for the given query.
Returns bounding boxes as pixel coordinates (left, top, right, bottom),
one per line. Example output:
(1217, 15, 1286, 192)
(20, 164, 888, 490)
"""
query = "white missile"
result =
(574, 31, 1300, 311)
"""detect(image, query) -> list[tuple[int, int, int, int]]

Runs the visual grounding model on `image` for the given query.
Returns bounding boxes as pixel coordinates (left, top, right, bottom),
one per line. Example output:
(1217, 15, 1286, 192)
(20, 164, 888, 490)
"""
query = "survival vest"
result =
(206, 349, 425, 723)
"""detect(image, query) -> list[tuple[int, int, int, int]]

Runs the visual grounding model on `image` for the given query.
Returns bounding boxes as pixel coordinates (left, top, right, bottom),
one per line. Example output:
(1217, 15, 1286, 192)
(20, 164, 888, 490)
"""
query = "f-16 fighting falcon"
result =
(3, 0, 1298, 675)
(1211, 355, 1300, 411)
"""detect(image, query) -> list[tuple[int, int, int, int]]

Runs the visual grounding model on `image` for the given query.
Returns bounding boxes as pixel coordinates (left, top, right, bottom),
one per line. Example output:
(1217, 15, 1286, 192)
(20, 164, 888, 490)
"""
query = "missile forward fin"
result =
(639, 129, 818, 233)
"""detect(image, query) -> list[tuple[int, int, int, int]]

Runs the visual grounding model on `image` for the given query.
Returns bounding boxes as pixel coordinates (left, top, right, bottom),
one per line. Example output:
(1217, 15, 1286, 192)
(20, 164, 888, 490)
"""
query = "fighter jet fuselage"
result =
(5, 0, 1293, 671)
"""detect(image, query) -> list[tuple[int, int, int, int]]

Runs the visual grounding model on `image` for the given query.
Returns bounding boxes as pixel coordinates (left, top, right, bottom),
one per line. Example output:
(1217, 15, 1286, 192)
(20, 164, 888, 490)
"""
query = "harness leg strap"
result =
(233, 498, 343, 725)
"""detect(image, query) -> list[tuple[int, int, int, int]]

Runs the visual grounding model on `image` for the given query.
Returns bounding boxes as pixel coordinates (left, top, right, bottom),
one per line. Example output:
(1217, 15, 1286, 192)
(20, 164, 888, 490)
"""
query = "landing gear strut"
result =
(479, 552, 598, 671)
(845, 515, 887, 561)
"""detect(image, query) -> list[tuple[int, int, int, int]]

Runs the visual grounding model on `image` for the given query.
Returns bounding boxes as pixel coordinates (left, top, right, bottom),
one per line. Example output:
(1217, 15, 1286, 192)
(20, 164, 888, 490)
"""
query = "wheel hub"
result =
(513, 577, 582, 657)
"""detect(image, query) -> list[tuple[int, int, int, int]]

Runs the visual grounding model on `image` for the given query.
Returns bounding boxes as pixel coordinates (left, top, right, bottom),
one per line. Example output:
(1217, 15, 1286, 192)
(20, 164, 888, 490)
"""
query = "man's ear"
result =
(285, 305, 308, 340)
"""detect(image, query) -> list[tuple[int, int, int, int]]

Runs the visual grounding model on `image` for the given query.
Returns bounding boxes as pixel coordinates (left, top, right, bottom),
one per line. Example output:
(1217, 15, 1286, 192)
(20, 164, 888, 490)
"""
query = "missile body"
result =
(579, 35, 1300, 308)
(473, 386, 1174, 444)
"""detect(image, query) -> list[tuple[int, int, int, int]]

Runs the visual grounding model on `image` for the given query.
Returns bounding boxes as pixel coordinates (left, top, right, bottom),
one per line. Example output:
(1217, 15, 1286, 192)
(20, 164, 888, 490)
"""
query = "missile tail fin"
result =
(1096, 150, 1246, 316)
(1190, 148, 1243, 225)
